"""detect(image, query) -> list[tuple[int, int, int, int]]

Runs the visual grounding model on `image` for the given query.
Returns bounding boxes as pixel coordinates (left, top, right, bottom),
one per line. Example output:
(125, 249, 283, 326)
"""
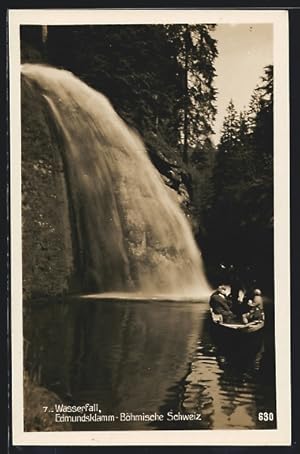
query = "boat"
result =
(210, 308, 265, 334)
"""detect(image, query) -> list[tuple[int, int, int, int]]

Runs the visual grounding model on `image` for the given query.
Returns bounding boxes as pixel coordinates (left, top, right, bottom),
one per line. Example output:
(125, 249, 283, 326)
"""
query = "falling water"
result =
(22, 64, 211, 298)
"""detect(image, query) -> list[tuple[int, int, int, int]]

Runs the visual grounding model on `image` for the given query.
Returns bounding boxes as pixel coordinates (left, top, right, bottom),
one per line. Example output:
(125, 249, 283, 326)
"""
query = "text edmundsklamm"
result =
(42, 404, 202, 423)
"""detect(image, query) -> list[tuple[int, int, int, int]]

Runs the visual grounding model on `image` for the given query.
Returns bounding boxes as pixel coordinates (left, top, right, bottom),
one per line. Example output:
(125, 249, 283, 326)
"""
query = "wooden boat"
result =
(210, 308, 265, 334)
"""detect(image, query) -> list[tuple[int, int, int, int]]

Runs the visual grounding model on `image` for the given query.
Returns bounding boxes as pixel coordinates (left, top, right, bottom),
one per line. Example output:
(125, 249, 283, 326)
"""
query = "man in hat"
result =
(209, 285, 237, 324)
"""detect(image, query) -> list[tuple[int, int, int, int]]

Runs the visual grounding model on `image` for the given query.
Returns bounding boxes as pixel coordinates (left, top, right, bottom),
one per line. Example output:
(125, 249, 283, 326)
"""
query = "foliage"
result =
(166, 24, 218, 162)
(206, 66, 274, 290)
(46, 25, 183, 147)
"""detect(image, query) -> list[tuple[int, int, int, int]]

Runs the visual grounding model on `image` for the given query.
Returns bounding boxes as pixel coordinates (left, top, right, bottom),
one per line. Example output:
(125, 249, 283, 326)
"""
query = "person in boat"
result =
(227, 266, 248, 317)
(227, 264, 246, 301)
(244, 288, 264, 322)
(252, 288, 264, 309)
(209, 285, 237, 324)
(230, 288, 246, 317)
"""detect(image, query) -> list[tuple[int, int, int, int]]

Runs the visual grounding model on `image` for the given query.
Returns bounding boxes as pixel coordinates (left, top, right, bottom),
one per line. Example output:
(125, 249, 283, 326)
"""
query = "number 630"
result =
(258, 412, 274, 421)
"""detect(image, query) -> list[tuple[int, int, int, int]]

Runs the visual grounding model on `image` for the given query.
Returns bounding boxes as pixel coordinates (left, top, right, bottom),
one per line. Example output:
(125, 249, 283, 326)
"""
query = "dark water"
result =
(24, 297, 276, 431)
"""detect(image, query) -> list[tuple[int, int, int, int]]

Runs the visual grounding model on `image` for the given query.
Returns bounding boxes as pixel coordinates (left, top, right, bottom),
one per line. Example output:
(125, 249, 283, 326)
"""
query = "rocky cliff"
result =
(22, 77, 74, 300)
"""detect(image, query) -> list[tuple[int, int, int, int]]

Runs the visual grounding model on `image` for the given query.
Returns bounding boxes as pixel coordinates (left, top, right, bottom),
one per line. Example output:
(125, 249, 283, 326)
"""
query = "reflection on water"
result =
(24, 298, 276, 431)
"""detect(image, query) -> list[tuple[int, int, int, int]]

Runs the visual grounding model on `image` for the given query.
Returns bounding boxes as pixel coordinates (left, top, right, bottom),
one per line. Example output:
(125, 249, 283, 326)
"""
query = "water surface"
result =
(24, 297, 276, 431)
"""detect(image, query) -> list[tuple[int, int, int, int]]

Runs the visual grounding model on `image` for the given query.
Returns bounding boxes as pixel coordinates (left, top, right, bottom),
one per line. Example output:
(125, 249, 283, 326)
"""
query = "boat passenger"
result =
(252, 288, 264, 309)
(230, 288, 248, 318)
(209, 285, 237, 324)
(246, 288, 264, 322)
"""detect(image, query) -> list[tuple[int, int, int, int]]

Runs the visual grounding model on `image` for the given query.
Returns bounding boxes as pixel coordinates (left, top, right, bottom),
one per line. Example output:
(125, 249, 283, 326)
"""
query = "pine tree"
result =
(245, 65, 274, 226)
(252, 65, 273, 162)
(166, 24, 218, 163)
(206, 66, 274, 286)
(218, 100, 240, 154)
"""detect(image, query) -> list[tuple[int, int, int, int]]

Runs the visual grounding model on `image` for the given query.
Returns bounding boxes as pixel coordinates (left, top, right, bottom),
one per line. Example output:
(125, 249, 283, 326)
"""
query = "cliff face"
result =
(22, 77, 74, 300)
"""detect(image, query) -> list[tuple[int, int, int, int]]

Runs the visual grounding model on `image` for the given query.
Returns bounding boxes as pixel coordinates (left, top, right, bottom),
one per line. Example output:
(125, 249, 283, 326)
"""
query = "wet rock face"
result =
(145, 132, 194, 216)
(22, 77, 74, 300)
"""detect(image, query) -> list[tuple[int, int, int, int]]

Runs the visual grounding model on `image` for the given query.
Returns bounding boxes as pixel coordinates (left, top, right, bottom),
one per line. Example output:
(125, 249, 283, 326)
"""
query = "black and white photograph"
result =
(9, 9, 290, 446)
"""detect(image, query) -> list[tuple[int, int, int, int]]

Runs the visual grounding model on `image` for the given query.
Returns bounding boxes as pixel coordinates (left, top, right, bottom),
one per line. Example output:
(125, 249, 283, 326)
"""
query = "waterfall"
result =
(22, 64, 211, 298)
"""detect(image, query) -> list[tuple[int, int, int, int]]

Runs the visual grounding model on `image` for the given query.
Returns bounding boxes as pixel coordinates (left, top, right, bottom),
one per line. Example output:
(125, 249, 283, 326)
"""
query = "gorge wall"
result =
(22, 77, 74, 300)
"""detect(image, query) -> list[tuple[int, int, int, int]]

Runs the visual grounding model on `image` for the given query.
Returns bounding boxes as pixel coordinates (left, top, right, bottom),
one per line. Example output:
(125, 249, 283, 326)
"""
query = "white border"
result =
(9, 9, 291, 446)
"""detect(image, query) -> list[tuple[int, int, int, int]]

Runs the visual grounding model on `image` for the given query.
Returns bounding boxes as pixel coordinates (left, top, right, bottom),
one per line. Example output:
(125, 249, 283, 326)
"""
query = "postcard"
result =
(9, 8, 291, 446)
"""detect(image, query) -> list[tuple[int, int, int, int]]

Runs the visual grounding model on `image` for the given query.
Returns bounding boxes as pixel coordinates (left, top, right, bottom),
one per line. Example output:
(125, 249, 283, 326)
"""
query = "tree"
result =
(247, 65, 274, 229)
(166, 24, 218, 163)
(205, 66, 274, 290)
(218, 100, 240, 154)
(212, 100, 244, 196)
(46, 25, 183, 147)
(252, 65, 273, 164)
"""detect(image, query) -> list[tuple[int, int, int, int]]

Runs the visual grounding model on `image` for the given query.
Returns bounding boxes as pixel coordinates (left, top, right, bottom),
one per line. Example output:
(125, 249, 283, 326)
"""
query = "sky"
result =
(211, 24, 273, 144)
